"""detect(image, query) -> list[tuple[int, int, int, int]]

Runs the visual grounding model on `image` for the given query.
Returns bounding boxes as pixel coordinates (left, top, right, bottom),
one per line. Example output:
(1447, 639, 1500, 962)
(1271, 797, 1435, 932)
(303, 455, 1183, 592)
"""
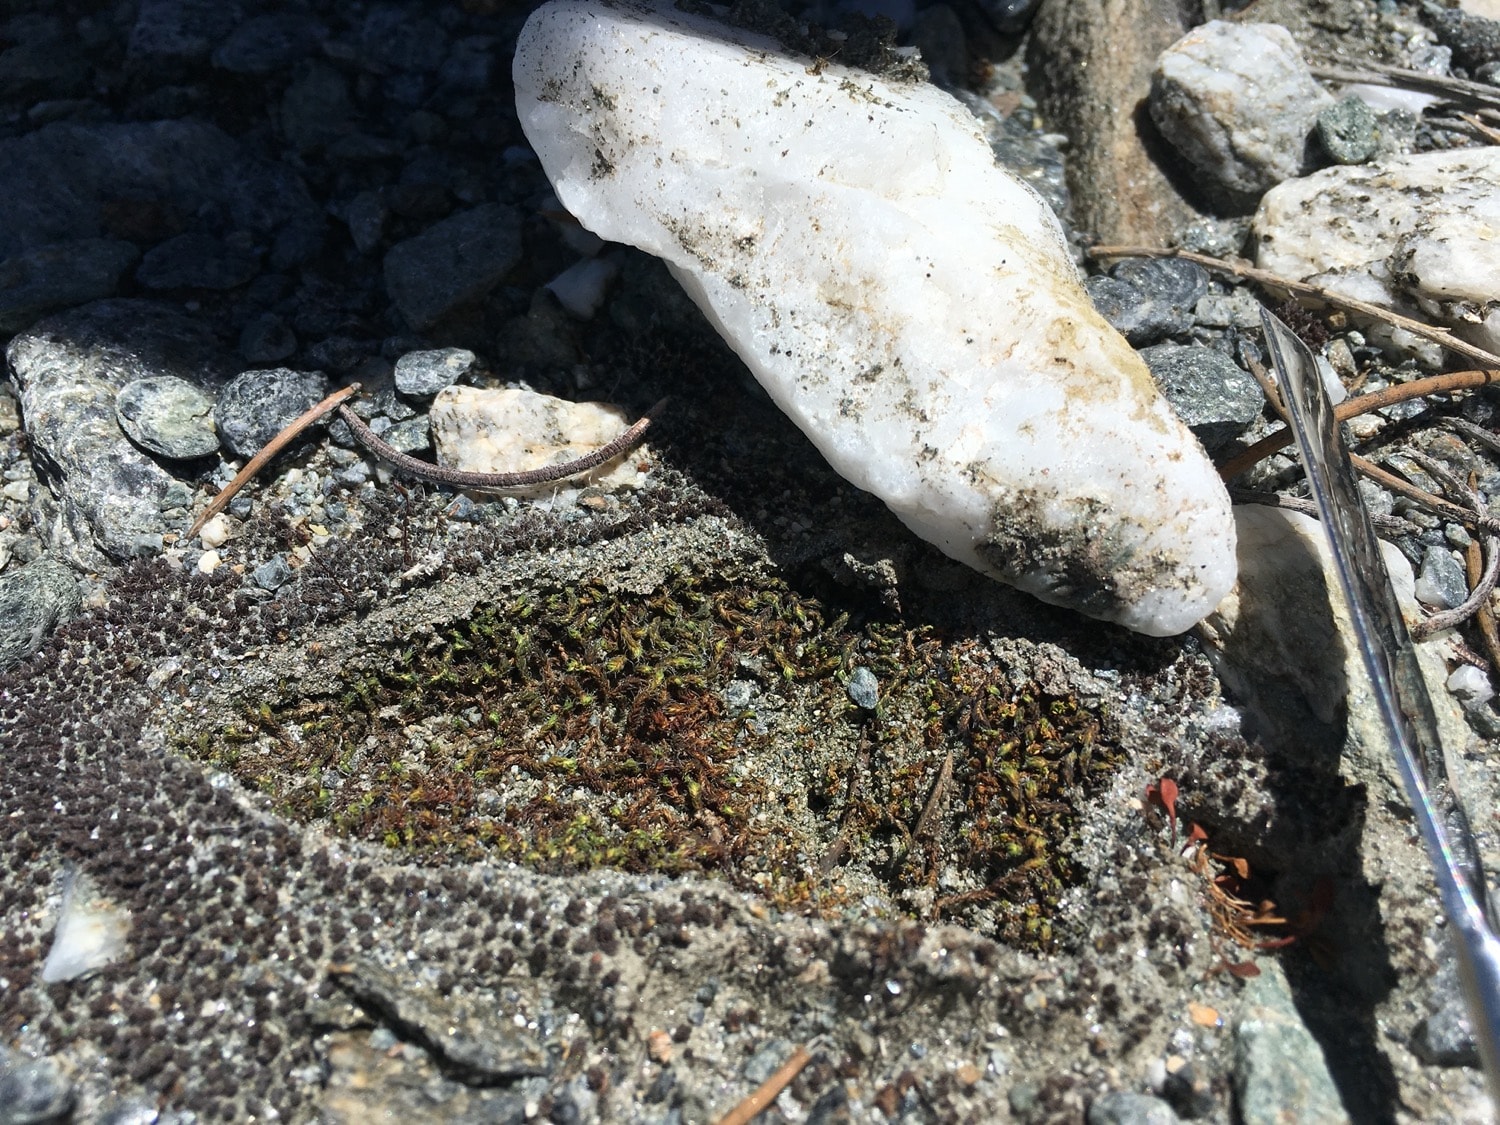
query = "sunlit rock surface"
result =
(513, 0, 1235, 636)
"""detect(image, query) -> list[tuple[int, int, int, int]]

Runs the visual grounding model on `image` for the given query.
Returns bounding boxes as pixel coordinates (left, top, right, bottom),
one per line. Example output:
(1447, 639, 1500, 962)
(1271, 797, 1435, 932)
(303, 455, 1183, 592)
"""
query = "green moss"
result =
(185, 569, 1120, 950)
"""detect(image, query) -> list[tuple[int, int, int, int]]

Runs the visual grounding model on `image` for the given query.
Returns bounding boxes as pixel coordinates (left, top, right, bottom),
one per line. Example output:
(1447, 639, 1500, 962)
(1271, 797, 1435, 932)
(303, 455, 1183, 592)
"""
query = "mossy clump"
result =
(187, 568, 1120, 949)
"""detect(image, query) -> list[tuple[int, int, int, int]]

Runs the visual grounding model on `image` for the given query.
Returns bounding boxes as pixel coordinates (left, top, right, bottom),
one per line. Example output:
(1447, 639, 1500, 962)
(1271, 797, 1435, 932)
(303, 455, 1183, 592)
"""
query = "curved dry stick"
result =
(1414, 536, 1500, 641)
(1089, 244, 1500, 370)
(1216, 369, 1500, 481)
(334, 397, 667, 489)
(186, 383, 362, 542)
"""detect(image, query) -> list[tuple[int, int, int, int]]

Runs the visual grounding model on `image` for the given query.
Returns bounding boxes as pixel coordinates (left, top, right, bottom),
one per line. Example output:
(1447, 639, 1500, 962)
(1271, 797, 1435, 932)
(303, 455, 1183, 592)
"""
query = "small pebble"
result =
(115, 375, 220, 459)
(196, 549, 222, 575)
(239, 313, 297, 364)
(0, 557, 80, 669)
(196, 513, 232, 549)
(1414, 546, 1467, 611)
(1317, 95, 1379, 164)
(214, 367, 331, 459)
(1141, 343, 1263, 452)
(1086, 1091, 1181, 1125)
(1446, 664, 1495, 711)
(253, 555, 293, 591)
(0, 1048, 75, 1125)
(846, 666, 879, 710)
(394, 348, 475, 397)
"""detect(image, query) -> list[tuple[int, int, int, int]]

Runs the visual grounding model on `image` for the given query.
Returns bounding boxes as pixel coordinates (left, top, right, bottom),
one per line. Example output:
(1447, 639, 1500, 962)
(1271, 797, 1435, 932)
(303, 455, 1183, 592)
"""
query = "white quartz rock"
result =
(430, 385, 649, 502)
(1255, 148, 1500, 355)
(1150, 22, 1333, 206)
(513, 0, 1236, 635)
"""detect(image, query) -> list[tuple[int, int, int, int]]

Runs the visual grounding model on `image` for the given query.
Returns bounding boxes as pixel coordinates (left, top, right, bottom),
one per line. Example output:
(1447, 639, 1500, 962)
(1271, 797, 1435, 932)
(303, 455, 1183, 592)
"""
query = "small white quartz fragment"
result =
(513, 0, 1236, 635)
(41, 871, 131, 983)
(429, 385, 648, 501)
(1255, 148, 1500, 354)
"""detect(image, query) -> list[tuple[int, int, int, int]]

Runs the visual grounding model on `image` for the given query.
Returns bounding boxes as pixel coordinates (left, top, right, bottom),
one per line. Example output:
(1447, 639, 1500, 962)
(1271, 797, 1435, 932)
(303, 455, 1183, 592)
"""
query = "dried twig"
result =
(1229, 488, 1422, 537)
(186, 383, 361, 541)
(1309, 61, 1500, 112)
(715, 1042, 817, 1125)
(1467, 536, 1500, 670)
(1416, 536, 1500, 640)
(335, 398, 666, 490)
(1217, 368, 1500, 481)
(1089, 245, 1500, 370)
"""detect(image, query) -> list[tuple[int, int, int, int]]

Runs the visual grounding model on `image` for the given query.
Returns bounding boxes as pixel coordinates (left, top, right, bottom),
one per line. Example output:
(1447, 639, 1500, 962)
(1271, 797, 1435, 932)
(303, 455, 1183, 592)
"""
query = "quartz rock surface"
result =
(513, 0, 1235, 635)
(1150, 21, 1332, 210)
(430, 386, 649, 501)
(1254, 147, 1500, 355)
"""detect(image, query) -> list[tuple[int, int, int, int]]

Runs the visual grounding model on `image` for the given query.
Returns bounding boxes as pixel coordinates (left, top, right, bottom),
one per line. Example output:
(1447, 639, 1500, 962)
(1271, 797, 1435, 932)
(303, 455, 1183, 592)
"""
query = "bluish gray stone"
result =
(115, 375, 219, 459)
(394, 348, 475, 396)
(383, 203, 522, 330)
(127, 0, 242, 66)
(0, 238, 138, 333)
(280, 63, 357, 152)
(239, 312, 297, 364)
(7, 300, 235, 564)
(136, 231, 261, 291)
(1086, 1091, 1180, 1125)
(1432, 8, 1500, 72)
(345, 190, 388, 255)
(1086, 258, 1207, 347)
(0, 120, 318, 261)
(212, 12, 325, 74)
(380, 415, 431, 455)
(1317, 96, 1379, 165)
(1233, 968, 1350, 1125)
(1141, 343, 1263, 452)
(1415, 546, 1467, 611)
(0, 557, 80, 669)
(214, 367, 331, 459)
(253, 555, 293, 591)
(846, 666, 879, 710)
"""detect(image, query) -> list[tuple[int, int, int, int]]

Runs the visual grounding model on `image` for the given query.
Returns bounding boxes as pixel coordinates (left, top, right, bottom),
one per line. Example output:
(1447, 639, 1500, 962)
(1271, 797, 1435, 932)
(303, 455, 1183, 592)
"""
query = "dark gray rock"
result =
(1413, 943, 1480, 1067)
(8, 300, 237, 564)
(360, 7, 449, 74)
(0, 238, 138, 334)
(394, 348, 475, 396)
(383, 203, 522, 330)
(239, 313, 297, 364)
(0, 557, 80, 669)
(1086, 1092, 1180, 1125)
(1141, 343, 1263, 452)
(1432, 8, 1500, 73)
(136, 231, 261, 291)
(1086, 259, 1207, 347)
(127, 0, 243, 67)
(346, 190, 388, 255)
(214, 367, 331, 459)
(846, 666, 879, 710)
(0, 120, 319, 261)
(252, 555, 293, 591)
(115, 376, 219, 460)
(280, 63, 357, 152)
(212, 12, 326, 74)
(1317, 96, 1379, 165)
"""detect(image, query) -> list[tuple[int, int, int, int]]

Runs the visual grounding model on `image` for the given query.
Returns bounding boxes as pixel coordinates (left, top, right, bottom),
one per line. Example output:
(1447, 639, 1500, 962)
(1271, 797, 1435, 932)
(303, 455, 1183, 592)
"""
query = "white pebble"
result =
(197, 549, 222, 574)
(1447, 664, 1495, 710)
(197, 513, 232, 548)
(544, 256, 620, 318)
(41, 872, 131, 983)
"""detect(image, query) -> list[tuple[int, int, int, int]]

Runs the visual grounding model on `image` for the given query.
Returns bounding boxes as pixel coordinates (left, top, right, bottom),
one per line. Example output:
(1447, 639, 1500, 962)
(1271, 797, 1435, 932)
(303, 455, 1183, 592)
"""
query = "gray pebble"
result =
(239, 312, 297, 364)
(1233, 968, 1348, 1125)
(214, 367, 331, 459)
(1414, 546, 1467, 611)
(345, 190, 388, 255)
(1317, 96, 1379, 165)
(1086, 1091, 1180, 1125)
(280, 63, 357, 153)
(0, 557, 80, 669)
(846, 666, 879, 710)
(384, 203, 522, 330)
(395, 348, 476, 396)
(136, 231, 261, 291)
(126, 0, 239, 66)
(1412, 949, 1479, 1066)
(253, 555, 293, 591)
(0, 1048, 74, 1124)
(1432, 8, 1500, 73)
(742, 1038, 793, 1084)
(380, 415, 431, 455)
(115, 375, 219, 459)
(1141, 343, 1263, 452)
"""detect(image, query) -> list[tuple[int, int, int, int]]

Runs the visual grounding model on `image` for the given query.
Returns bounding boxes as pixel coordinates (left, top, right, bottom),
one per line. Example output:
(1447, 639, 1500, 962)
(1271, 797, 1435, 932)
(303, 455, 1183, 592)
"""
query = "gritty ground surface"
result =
(2, 0, 1499, 1122)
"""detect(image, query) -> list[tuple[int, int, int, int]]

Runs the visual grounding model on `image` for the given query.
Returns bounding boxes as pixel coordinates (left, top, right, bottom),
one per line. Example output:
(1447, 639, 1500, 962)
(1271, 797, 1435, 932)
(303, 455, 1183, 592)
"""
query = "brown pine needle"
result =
(1217, 368, 1500, 481)
(185, 383, 362, 542)
(716, 1044, 814, 1125)
(1089, 244, 1500, 370)
(1467, 536, 1500, 671)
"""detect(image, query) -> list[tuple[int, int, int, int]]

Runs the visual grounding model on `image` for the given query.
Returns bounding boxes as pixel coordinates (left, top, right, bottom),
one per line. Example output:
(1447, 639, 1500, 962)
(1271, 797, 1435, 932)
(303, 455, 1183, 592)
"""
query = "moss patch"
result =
(186, 569, 1121, 948)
